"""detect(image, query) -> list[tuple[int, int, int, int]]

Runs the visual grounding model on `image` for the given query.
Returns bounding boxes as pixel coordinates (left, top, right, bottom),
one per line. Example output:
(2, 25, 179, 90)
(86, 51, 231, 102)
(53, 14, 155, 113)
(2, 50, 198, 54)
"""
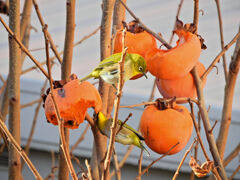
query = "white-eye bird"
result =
(79, 52, 147, 85)
(96, 112, 150, 156)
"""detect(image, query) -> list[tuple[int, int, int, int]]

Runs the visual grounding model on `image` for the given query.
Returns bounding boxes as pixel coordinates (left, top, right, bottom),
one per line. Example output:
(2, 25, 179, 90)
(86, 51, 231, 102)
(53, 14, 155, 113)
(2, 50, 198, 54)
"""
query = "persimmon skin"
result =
(156, 61, 206, 98)
(44, 80, 102, 129)
(114, 30, 157, 58)
(114, 30, 157, 80)
(140, 104, 193, 155)
(146, 29, 201, 79)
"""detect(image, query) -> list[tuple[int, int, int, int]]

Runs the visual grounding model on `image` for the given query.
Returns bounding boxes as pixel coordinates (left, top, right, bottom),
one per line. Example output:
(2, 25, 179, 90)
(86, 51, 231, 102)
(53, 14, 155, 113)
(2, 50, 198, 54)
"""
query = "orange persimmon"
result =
(43, 78, 102, 129)
(114, 21, 157, 59)
(114, 21, 157, 80)
(146, 25, 202, 80)
(156, 61, 206, 98)
(140, 102, 193, 155)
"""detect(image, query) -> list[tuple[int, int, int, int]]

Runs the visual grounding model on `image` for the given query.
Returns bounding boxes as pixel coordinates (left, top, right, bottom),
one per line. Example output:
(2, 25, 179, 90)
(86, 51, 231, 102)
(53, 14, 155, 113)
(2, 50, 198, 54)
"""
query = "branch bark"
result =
(191, 68, 228, 180)
(216, 29, 240, 159)
(90, 0, 115, 179)
(8, 0, 22, 179)
(32, 0, 63, 64)
(215, 0, 228, 81)
(58, 0, 76, 179)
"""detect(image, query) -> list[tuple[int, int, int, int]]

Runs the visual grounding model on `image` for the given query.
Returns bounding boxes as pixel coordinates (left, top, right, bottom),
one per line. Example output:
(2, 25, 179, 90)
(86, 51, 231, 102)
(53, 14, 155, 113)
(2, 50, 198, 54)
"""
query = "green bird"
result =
(96, 112, 150, 156)
(79, 53, 147, 85)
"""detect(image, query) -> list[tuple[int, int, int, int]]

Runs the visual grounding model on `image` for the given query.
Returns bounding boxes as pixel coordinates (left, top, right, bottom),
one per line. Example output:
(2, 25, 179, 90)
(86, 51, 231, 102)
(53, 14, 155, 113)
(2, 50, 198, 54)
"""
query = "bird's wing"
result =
(118, 120, 144, 140)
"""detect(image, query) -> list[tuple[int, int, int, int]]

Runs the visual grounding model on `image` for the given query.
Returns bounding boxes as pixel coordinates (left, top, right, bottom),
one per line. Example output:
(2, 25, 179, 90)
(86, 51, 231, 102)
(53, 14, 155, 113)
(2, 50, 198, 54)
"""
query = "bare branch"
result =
(223, 143, 240, 167)
(136, 142, 179, 178)
(102, 29, 128, 180)
(191, 68, 228, 180)
(172, 139, 197, 180)
(216, 29, 240, 160)
(0, 16, 50, 79)
(32, 0, 63, 64)
(0, 116, 43, 179)
(229, 165, 240, 180)
(118, 0, 172, 49)
(201, 31, 240, 80)
(215, 0, 228, 81)
(43, 25, 78, 180)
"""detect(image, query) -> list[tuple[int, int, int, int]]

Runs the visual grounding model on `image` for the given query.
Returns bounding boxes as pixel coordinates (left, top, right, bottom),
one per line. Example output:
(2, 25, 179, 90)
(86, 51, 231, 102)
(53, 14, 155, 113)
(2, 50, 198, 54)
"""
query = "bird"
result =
(96, 111, 150, 156)
(79, 52, 147, 85)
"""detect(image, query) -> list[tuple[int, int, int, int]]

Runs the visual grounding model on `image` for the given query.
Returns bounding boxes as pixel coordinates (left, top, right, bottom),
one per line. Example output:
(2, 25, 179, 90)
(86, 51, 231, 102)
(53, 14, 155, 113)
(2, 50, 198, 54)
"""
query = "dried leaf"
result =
(189, 156, 214, 178)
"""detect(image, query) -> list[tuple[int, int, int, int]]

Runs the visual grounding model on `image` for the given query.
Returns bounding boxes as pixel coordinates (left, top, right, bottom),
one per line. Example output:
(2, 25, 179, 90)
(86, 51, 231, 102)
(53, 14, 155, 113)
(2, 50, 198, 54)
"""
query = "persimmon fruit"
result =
(43, 76, 102, 129)
(140, 102, 193, 155)
(146, 22, 202, 80)
(114, 21, 157, 80)
(156, 61, 206, 98)
(114, 21, 157, 59)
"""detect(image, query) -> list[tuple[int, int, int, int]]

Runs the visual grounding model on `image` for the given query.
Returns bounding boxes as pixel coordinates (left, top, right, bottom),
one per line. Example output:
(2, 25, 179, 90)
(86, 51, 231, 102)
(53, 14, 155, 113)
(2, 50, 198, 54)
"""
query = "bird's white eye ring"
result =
(139, 66, 143, 72)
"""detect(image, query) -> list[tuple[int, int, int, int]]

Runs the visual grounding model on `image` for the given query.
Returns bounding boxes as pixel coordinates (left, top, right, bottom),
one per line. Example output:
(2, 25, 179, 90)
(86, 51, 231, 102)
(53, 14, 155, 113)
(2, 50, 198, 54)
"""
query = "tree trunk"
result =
(8, 0, 22, 179)
(58, 0, 76, 179)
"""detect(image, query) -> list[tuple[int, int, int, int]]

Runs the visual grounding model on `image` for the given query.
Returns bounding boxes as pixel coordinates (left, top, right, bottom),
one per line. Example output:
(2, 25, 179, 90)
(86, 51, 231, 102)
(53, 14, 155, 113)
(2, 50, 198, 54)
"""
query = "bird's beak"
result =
(142, 71, 148, 79)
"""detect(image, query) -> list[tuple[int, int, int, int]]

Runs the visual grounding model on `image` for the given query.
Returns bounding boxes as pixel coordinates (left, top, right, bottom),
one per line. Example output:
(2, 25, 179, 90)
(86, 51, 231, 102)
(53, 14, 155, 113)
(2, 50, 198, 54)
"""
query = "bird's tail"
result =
(79, 74, 93, 82)
(141, 143, 150, 157)
(138, 140, 150, 157)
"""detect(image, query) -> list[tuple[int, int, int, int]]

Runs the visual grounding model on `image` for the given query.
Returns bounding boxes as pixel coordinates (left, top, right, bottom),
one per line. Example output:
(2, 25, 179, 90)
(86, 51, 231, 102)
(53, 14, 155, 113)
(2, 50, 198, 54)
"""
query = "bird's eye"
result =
(139, 66, 143, 72)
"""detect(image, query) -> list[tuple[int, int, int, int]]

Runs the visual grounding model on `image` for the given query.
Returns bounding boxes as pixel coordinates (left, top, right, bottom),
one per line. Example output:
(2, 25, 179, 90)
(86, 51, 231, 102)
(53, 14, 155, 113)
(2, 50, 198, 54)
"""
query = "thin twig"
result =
(85, 159, 93, 180)
(192, 68, 228, 180)
(0, 16, 50, 79)
(201, 31, 240, 80)
(215, 0, 228, 81)
(169, 0, 184, 44)
(43, 25, 78, 180)
(118, 0, 172, 49)
(137, 150, 143, 180)
(113, 148, 121, 180)
(229, 165, 240, 180)
(102, 29, 127, 180)
(216, 29, 240, 160)
(223, 143, 240, 167)
(208, 120, 218, 134)
(71, 155, 86, 175)
(136, 142, 179, 178)
(110, 145, 134, 178)
(116, 113, 132, 135)
(0, 116, 43, 180)
(21, 79, 48, 171)
(189, 102, 210, 161)
(21, 26, 100, 76)
(120, 97, 199, 109)
(20, 98, 41, 109)
(70, 123, 90, 154)
(32, 0, 63, 64)
(44, 151, 57, 180)
(172, 139, 197, 180)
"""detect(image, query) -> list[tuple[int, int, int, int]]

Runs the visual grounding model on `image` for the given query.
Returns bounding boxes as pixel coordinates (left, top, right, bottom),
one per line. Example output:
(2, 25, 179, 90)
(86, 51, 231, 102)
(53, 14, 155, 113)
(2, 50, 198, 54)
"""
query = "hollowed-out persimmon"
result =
(114, 21, 157, 59)
(156, 61, 206, 98)
(114, 21, 157, 80)
(146, 25, 202, 80)
(43, 78, 102, 129)
(140, 103, 193, 155)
